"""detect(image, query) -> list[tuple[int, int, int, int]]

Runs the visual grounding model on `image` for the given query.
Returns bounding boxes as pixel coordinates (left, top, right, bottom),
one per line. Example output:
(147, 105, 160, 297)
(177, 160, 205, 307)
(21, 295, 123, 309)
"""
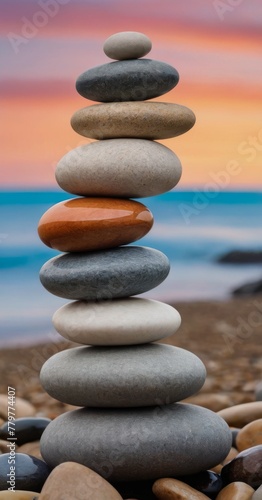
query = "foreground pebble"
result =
(221, 445, 262, 489)
(0, 395, 35, 419)
(0, 492, 39, 499)
(52, 298, 181, 345)
(0, 417, 50, 446)
(218, 402, 262, 427)
(103, 31, 152, 60)
(176, 470, 223, 498)
(38, 198, 153, 252)
(216, 481, 255, 499)
(40, 344, 206, 407)
(76, 59, 179, 102)
(236, 419, 262, 451)
(55, 139, 182, 198)
(153, 478, 210, 499)
(252, 484, 262, 499)
(40, 404, 231, 481)
(38, 462, 122, 500)
(18, 440, 42, 459)
(0, 453, 50, 492)
(71, 102, 196, 140)
(40, 246, 170, 300)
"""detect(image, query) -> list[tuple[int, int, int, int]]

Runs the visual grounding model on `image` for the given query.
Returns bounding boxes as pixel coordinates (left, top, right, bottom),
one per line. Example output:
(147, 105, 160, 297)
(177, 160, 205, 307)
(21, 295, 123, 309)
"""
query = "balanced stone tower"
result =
(38, 32, 231, 482)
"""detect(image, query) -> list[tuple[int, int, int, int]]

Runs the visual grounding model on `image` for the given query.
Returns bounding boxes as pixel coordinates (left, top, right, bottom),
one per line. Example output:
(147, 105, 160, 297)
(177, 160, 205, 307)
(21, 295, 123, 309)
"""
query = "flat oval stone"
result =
(40, 404, 232, 481)
(71, 102, 195, 140)
(55, 139, 182, 198)
(0, 492, 40, 499)
(0, 453, 50, 492)
(103, 31, 152, 60)
(218, 402, 262, 427)
(236, 419, 262, 452)
(76, 59, 179, 102)
(52, 298, 181, 345)
(216, 482, 255, 499)
(221, 445, 262, 489)
(38, 198, 153, 253)
(40, 344, 206, 407)
(39, 246, 170, 300)
(153, 478, 210, 499)
(0, 417, 51, 446)
(38, 462, 122, 500)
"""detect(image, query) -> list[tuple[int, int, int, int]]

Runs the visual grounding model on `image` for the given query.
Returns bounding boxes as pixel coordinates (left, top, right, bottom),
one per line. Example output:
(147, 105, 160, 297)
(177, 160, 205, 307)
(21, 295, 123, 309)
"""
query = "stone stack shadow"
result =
(38, 31, 231, 482)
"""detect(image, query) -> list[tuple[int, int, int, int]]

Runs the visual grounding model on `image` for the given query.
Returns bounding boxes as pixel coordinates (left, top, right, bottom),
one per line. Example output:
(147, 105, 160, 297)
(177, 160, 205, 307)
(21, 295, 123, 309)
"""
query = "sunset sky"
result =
(1, 0, 262, 189)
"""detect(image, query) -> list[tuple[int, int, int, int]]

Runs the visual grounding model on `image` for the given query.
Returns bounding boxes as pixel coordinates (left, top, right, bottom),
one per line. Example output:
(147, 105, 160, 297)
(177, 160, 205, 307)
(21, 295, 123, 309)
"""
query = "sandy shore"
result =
(1, 297, 262, 418)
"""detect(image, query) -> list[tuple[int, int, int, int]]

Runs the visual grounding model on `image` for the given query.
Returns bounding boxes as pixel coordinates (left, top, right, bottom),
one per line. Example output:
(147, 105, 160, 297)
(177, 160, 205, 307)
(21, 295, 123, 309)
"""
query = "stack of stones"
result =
(38, 32, 232, 483)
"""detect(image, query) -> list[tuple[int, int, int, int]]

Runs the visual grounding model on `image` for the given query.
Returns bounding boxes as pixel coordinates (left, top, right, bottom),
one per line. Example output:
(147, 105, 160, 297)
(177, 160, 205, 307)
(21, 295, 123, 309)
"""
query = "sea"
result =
(1, 190, 262, 345)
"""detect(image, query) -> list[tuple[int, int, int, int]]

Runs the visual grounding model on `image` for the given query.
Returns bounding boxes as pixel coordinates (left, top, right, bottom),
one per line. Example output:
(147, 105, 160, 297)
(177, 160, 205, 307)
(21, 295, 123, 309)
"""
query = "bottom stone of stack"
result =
(40, 403, 232, 481)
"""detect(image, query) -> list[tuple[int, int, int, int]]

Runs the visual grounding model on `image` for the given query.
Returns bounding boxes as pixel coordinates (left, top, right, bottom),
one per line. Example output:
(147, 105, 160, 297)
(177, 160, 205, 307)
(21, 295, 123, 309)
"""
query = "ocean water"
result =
(1, 190, 262, 345)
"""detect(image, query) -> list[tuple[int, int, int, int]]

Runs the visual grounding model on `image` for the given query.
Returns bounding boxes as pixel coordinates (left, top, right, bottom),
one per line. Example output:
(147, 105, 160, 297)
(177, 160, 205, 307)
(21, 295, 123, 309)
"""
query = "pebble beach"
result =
(1, 298, 262, 419)
(1, 297, 262, 498)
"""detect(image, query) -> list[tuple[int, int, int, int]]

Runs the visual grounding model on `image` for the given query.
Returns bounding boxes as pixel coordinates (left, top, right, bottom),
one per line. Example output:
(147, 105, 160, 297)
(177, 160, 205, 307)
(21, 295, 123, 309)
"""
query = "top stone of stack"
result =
(75, 31, 179, 102)
(103, 31, 152, 60)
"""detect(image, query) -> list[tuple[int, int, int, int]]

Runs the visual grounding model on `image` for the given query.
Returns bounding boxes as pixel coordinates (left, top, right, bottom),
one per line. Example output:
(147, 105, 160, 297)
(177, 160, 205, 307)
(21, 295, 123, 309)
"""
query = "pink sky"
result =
(1, 0, 262, 188)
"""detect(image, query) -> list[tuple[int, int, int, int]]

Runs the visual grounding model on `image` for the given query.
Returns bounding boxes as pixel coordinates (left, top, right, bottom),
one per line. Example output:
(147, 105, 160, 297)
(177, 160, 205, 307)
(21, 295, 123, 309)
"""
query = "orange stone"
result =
(236, 419, 262, 452)
(38, 197, 153, 252)
(216, 481, 254, 499)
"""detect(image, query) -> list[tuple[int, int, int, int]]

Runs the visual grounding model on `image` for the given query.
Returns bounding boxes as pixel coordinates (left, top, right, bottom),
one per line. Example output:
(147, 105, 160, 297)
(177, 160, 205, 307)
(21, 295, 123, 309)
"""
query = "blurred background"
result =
(1, 0, 262, 344)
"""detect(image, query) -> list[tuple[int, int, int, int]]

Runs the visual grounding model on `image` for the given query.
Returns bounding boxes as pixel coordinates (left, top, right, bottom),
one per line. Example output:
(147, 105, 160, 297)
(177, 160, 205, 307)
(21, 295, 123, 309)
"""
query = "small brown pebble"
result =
(0, 394, 36, 419)
(18, 440, 42, 459)
(183, 393, 233, 412)
(218, 402, 262, 427)
(0, 492, 39, 499)
(236, 419, 262, 452)
(38, 461, 123, 499)
(152, 478, 210, 499)
(216, 481, 254, 499)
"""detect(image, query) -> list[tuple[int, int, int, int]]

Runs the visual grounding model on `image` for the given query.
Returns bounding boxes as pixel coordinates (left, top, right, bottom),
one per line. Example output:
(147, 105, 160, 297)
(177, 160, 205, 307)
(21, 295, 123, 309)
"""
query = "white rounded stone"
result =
(52, 298, 181, 345)
(55, 139, 182, 198)
(103, 31, 152, 60)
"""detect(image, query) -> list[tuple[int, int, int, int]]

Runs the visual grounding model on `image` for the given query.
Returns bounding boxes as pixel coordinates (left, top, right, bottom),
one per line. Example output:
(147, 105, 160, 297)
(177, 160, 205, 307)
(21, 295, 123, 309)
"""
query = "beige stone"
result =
(18, 440, 42, 459)
(216, 481, 254, 499)
(236, 419, 262, 451)
(71, 102, 196, 140)
(153, 478, 210, 499)
(183, 393, 233, 412)
(38, 462, 123, 499)
(218, 402, 262, 427)
(55, 139, 182, 199)
(0, 395, 35, 419)
(103, 31, 152, 60)
(0, 492, 39, 499)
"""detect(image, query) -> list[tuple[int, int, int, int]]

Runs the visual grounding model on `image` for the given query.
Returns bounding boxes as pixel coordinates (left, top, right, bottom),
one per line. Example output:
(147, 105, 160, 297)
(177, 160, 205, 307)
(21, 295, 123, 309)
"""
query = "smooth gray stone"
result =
(39, 246, 170, 300)
(76, 59, 179, 102)
(40, 404, 232, 481)
(40, 344, 206, 407)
